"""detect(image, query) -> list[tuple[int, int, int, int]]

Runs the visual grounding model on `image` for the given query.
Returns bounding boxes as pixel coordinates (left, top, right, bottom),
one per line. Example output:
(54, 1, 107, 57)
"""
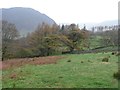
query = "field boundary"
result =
(63, 46, 118, 54)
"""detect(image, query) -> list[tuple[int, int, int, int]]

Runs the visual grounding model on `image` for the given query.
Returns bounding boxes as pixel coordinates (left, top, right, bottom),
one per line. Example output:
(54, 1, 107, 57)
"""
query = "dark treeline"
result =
(1, 20, 119, 60)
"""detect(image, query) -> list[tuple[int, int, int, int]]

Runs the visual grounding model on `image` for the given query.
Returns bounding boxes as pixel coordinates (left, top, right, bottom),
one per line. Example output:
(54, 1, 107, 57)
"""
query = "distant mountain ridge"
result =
(97, 20, 117, 26)
(0, 7, 117, 35)
(0, 7, 56, 36)
(78, 20, 118, 30)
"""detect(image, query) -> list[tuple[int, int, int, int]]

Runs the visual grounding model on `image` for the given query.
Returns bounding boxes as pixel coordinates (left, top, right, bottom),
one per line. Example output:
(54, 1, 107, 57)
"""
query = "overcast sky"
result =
(0, 0, 119, 24)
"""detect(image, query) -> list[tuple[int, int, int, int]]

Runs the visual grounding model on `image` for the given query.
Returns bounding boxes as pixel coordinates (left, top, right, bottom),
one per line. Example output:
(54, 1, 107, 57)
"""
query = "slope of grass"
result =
(89, 36, 102, 49)
(2, 52, 118, 88)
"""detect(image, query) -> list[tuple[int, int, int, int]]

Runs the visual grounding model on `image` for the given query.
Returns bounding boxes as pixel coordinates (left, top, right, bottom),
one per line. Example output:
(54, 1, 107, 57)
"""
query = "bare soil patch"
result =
(1, 56, 63, 70)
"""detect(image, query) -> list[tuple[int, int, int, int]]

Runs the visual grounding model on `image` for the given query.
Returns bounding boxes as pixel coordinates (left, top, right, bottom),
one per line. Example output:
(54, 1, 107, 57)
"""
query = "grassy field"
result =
(2, 52, 118, 88)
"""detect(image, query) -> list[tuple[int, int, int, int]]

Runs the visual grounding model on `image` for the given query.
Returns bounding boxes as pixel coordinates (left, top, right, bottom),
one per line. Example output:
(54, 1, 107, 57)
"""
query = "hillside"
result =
(0, 7, 56, 35)
(78, 20, 117, 30)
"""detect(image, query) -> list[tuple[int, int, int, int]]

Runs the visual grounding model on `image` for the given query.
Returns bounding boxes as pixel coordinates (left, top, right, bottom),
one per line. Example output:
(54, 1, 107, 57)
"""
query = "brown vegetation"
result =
(1, 56, 63, 70)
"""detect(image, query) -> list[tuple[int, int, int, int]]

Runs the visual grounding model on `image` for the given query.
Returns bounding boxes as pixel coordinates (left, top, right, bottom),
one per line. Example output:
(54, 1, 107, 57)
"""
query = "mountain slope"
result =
(1, 7, 56, 35)
(78, 20, 117, 30)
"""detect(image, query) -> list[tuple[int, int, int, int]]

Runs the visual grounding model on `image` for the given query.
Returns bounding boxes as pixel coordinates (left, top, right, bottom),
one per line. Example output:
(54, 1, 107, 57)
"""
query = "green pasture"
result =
(2, 52, 118, 88)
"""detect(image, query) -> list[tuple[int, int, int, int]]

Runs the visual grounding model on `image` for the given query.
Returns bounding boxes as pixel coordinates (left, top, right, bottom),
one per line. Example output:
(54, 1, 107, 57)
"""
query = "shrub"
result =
(81, 61, 84, 63)
(88, 60, 92, 63)
(15, 48, 33, 58)
(111, 52, 115, 55)
(113, 70, 120, 80)
(102, 57, 109, 62)
(67, 60, 71, 62)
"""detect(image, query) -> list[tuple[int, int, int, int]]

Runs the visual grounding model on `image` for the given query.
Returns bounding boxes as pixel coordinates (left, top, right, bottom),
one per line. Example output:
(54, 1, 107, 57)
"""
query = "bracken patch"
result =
(1, 56, 64, 70)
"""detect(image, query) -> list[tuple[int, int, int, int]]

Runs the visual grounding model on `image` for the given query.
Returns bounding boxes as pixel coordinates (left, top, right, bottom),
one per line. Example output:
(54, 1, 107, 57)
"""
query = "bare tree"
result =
(2, 20, 19, 60)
